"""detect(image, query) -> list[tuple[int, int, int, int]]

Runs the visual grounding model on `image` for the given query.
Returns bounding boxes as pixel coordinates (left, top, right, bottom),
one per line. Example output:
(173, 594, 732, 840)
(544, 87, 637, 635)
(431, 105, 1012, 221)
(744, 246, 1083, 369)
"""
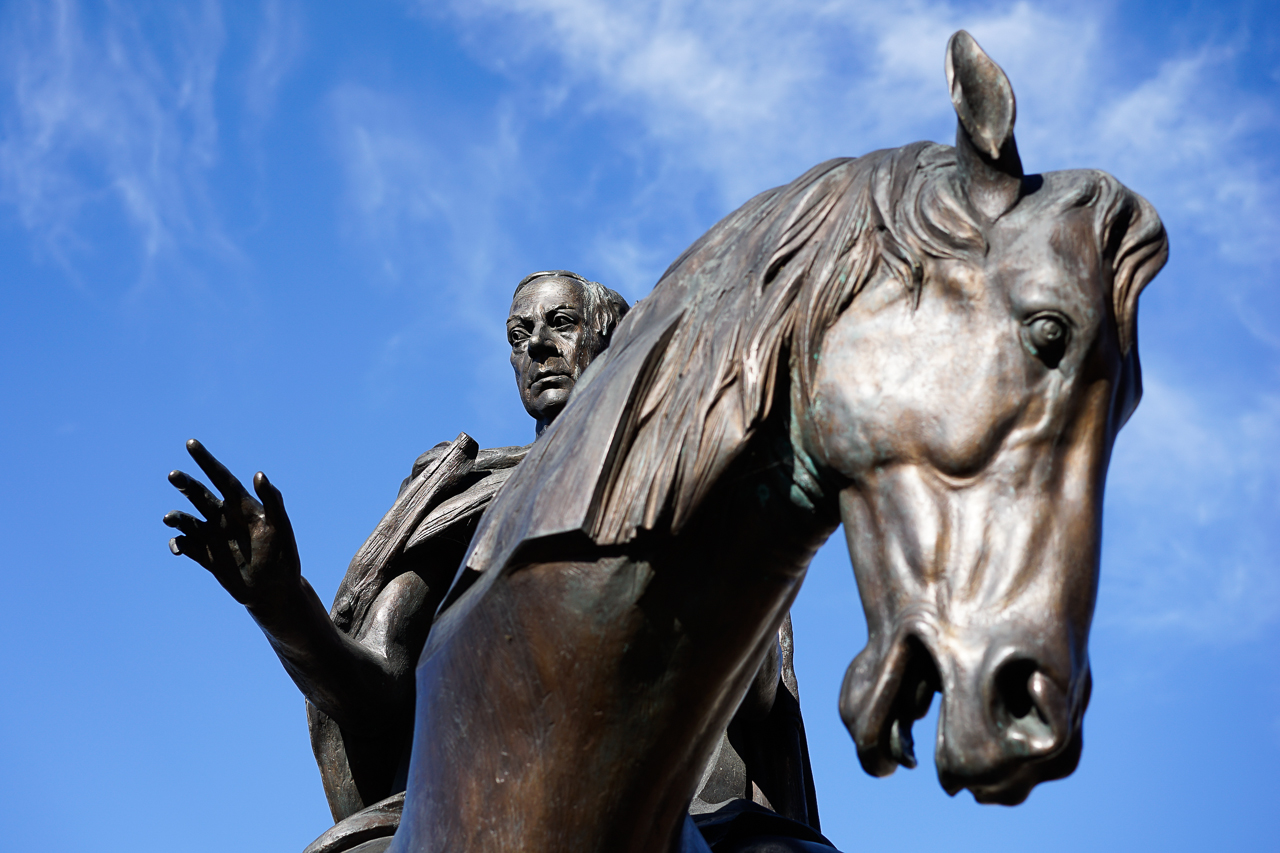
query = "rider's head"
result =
(507, 270, 630, 436)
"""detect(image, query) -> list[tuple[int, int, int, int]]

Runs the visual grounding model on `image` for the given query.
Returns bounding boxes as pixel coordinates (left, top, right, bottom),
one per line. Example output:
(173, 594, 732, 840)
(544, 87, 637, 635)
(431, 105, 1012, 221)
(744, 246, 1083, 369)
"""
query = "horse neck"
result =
(652, 415, 841, 658)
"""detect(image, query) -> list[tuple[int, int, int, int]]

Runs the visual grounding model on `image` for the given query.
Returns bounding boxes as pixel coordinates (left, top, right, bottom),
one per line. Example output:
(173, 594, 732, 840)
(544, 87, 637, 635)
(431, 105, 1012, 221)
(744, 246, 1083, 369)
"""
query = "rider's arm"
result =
(245, 571, 431, 732)
(163, 439, 437, 735)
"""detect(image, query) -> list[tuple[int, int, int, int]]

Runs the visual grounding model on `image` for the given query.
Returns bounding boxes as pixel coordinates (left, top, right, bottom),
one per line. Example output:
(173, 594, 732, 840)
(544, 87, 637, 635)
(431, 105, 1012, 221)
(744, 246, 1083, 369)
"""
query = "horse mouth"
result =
(938, 724, 1084, 805)
(840, 634, 941, 777)
(840, 631, 1087, 805)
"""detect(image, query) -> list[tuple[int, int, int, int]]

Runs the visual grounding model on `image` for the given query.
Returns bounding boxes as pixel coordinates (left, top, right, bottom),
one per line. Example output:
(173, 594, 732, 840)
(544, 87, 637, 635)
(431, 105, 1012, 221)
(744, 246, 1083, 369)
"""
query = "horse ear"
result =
(945, 30, 1024, 219)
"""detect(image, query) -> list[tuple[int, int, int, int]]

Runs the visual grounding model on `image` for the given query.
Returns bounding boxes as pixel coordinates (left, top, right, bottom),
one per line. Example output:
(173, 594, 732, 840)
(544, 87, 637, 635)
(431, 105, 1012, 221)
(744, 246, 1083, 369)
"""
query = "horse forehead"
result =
(985, 208, 1103, 295)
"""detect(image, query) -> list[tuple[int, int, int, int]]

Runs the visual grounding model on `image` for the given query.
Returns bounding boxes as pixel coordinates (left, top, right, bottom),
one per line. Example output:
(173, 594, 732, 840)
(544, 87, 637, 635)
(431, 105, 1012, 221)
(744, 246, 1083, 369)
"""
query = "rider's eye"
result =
(1024, 314, 1069, 369)
(551, 313, 577, 330)
(508, 328, 529, 346)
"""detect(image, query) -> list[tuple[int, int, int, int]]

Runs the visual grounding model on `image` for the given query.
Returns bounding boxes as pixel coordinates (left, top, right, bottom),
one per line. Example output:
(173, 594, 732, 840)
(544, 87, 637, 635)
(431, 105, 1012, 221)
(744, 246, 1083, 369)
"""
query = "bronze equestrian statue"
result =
(166, 30, 1168, 853)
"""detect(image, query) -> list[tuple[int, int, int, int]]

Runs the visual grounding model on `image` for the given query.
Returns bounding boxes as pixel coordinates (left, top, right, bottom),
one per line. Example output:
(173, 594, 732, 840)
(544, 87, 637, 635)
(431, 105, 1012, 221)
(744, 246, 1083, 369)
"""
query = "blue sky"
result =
(1, 1, 1277, 850)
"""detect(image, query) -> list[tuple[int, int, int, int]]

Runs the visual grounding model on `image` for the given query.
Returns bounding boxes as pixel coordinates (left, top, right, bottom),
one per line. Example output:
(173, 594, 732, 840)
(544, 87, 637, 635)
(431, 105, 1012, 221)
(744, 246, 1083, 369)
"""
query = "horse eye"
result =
(1025, 315, 1069, 368)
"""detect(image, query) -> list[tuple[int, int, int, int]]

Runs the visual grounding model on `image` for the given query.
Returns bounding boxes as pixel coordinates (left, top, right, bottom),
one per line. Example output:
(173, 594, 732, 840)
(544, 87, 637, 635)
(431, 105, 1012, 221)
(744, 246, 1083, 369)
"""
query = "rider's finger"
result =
(185, 439, 251, 509)
(168, 534, 215, 571)
(168, 469, 220, 519)
(253, 472, 294, 535)
(163, 510, 203, 538)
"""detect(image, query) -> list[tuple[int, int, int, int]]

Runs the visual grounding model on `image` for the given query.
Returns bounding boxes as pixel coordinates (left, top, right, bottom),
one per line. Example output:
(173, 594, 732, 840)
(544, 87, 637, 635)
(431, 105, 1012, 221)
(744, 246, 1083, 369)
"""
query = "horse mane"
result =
(1084, 172, 1168, 356)
(464, 142, 1167, 571)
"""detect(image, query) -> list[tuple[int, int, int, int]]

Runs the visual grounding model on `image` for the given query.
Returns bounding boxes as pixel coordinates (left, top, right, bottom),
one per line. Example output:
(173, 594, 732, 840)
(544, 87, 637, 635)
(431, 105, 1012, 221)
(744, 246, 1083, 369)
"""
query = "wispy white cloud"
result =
(328, 83, 534, 427)
(329, 83, 525, 296)
(426, 2, 1093, 189)
(0, 0, 228, 287)
(245, 0, 304, 122)
(427, 0, 1277, 274)
(1103, 379, 1280, 642)
(1091, 46, 1278, 271)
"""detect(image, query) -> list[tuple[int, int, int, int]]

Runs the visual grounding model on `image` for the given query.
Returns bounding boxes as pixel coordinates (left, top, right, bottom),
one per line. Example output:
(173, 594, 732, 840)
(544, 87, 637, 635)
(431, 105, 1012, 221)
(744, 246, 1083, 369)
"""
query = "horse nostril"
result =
(994, 659, 1040, 723)
(992, 658, 1068, 756)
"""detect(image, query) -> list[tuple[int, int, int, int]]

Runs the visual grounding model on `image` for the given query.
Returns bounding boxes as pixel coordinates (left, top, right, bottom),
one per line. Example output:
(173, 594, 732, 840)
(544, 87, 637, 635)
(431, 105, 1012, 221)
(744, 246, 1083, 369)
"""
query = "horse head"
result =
(797, 31, 1168, 805)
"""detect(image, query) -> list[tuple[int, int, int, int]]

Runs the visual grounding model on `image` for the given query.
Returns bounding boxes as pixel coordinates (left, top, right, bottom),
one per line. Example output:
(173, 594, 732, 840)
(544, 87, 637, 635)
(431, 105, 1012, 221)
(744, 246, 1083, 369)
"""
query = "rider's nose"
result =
(528, 323, 558, 358)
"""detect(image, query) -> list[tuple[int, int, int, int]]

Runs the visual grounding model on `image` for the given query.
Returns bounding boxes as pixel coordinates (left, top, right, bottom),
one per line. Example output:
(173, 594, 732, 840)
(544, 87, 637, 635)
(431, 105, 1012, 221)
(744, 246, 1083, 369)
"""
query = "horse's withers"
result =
(800, 32, 1164, 806)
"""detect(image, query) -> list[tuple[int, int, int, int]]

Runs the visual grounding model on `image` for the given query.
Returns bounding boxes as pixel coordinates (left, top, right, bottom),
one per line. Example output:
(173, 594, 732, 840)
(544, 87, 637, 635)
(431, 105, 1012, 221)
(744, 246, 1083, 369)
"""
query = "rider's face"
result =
(507, 278, 595, 432)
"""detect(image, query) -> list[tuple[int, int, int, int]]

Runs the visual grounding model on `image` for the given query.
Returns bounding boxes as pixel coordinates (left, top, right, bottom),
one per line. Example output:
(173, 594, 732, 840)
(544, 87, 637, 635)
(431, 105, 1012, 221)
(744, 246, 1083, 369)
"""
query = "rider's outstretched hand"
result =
(164, 439, 301, 607)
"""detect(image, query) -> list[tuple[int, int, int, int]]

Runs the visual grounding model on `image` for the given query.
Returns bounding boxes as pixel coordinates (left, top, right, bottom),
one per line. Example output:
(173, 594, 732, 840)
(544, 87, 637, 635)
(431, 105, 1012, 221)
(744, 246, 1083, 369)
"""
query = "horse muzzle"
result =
(839, 622, 1090, 805)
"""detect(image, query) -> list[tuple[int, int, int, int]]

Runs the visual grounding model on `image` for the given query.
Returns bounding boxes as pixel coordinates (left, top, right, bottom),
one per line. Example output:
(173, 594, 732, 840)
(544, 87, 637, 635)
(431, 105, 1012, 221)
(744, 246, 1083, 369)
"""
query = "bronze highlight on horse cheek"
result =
(1047, 377, 1116, 629)
(837, 486, 899, 636)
